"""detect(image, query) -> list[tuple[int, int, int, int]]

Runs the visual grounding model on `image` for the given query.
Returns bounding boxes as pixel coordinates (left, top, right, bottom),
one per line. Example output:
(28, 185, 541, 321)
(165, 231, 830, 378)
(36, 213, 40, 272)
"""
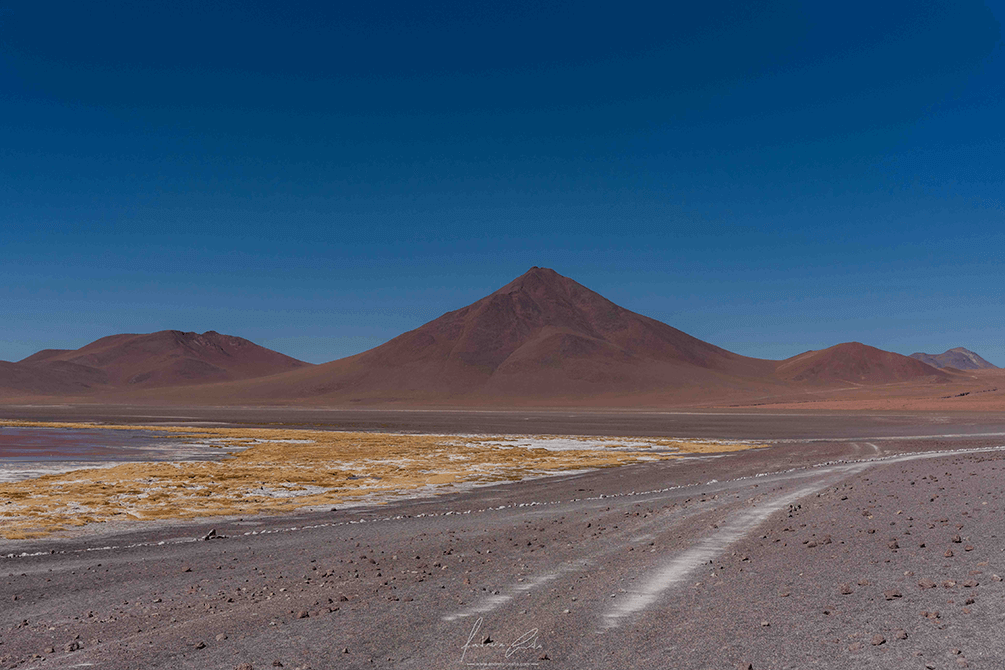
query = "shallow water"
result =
(0, 426, 236, 483)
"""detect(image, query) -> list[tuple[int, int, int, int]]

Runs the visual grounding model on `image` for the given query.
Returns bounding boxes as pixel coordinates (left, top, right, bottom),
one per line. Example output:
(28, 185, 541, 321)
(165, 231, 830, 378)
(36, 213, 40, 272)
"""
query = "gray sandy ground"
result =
(2, 413, 1005, 669)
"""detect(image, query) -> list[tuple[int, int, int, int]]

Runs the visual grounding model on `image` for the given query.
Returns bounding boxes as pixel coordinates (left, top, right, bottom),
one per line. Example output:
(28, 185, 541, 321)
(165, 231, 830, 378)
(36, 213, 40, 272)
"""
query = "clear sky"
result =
(2, 1, 1003, 365)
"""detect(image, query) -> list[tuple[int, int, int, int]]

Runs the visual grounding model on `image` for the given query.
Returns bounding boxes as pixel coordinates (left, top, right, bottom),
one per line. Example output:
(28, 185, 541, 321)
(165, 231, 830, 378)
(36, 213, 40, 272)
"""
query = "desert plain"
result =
(2, 406, 1005, 670)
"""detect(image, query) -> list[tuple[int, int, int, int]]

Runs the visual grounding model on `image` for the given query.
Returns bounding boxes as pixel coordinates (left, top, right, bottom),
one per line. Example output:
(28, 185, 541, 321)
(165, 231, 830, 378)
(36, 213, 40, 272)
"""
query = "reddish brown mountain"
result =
(776, 342, 947, 385)
(188, 267, 780, 404)
(2, 330, 309, 395)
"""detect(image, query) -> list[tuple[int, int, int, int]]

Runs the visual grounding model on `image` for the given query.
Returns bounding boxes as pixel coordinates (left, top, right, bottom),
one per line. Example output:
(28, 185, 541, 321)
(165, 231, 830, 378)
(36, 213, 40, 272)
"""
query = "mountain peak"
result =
(493, 266, 570, 295)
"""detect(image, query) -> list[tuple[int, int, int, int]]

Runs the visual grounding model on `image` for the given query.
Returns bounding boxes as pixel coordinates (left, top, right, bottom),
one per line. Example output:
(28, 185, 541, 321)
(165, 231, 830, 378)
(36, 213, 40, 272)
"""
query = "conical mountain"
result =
(204, 267, 778, 403)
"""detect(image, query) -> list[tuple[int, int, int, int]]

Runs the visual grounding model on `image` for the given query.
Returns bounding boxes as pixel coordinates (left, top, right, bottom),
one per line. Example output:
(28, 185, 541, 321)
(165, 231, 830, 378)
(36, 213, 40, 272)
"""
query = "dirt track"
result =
(2, 410, 1005, 669)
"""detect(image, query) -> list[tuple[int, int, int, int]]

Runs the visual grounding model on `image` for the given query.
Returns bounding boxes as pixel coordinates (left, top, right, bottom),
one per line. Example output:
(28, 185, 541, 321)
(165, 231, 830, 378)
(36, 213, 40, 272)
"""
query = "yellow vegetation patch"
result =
(0, 420, 764, 538)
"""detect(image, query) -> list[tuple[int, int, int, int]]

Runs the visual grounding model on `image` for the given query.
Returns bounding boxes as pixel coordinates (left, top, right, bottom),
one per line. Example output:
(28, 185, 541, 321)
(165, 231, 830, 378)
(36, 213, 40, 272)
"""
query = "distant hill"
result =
(777, 342, 947, 384)
(1, 330, 309, 395)
(909, 347, 997, 370)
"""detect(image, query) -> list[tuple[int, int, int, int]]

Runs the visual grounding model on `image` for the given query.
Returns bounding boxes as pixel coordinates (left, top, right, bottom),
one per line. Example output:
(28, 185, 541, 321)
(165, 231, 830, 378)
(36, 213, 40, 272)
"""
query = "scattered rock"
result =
(894, 629, 908, 640)
(737, 664, 753, 670)
(539, 653, 550, 661)
(849, 642, 863, 652)
(993, 574, 1003, 582)
(297, 611, 309, 619)
(234, 664, 254, 670)
(839, 584, 853, 595)
(945, 549, 954, 558)
(273, 662, 283, 667)
(857, 579, 871, 586)
(952, 534, 962, 543)
(964, 545, 974, 552)
(182, 566, 192, 573)
(942, 580, 957, 588)
(44, 647, 55, 654)
(193, 641, 206, 649)
(871, 634, 886, 646)
(343, 647, 350, 654)
(64, 641, 80, 653)
(918, 578, 936, 589)
(216, 634, 228, 641)
(963, 580, 979, 588)
(884, 589, 902, 600)
(888, 540, 899, 550)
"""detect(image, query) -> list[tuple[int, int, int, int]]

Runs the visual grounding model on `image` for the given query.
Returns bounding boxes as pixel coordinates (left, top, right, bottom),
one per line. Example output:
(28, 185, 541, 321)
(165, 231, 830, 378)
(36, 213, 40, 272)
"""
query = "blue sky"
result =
(2, 1, 1003, 364)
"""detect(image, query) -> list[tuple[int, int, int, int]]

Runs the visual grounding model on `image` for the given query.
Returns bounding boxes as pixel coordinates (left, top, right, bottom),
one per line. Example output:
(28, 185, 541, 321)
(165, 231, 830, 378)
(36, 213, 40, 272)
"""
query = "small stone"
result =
(871, 634, 886, 646)
(193, 641, 206, 649)
(760, 620, 770, 627)
(945, 549, 954, 558)
(964, 597, 975, 605)
(44, 647, 55, 654)
(234, 665, 254, 670)
(839, 584, 853, 595)
(182, 566, 192, 572)
(963, 580, 979, 588)
(884, 589, 902, 600)
(343, 647, 350, 654)
(216, 634, 228, 641)
(992, 574, 1003, 582)
(273, 662, 284, 668)
(857, 578, 871, 586)
(943, 580, 957, 588)
(894, 629, 908, 640)
(297, 611, 309, 619)
(888, 540, 899, 550)
(778, 591, 790, 597)
(64, 641, 80, 653)
(964, 545, 974, 552)
(539, 653, 550, 661)
(918, 578, 936, 589)
(957, 659, 969, 668)
(952, 534, 962, 543)
(737, 664, 753, 670)
(849, 642, 863, 652)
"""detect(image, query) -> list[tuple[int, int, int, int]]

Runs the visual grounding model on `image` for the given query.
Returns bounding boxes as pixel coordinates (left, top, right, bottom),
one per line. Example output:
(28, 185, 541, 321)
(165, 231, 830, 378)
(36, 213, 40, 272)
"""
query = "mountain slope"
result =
(910, 347, 997, 370)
